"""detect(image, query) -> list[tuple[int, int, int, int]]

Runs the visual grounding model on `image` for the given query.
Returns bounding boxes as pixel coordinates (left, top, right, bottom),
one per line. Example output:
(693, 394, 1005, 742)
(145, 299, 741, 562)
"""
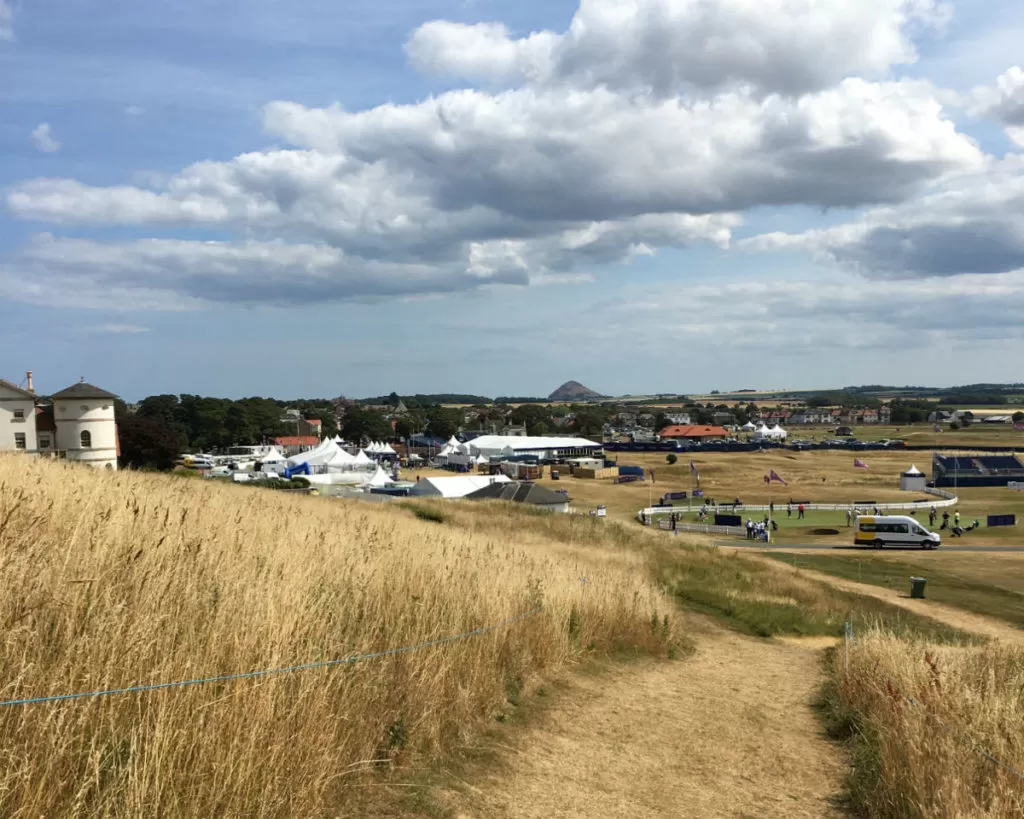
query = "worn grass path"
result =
(745, 552, 1024, 645)
(436, 616, 846, 819)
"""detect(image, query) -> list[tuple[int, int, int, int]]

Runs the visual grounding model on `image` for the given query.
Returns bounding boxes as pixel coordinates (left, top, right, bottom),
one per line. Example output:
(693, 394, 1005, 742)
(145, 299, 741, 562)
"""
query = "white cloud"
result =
(0, 0, 14, 42)
(970, 66, 1024, 146)
(0, 0, 1000, 309)
(612, 269, 1024, 353)
(88, 324, 150, 334)
(124, 105, 146, 116)
(406, 0, 950, 96)
(30, 123, 61, 153)
(745, 155, 1024, 278)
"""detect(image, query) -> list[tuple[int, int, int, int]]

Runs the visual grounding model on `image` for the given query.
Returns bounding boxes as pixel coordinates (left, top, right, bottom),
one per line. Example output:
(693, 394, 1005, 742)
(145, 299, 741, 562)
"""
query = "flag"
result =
(854, 458, 869, 469)
(768, 469, 787, 485)
(689, 460, 700, 484)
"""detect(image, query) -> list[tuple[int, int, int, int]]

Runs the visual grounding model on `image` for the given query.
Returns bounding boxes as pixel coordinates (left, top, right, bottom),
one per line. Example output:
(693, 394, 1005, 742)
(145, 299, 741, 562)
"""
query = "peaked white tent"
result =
(325, 447, 357, 466)
(741, 421, 757, 432)
(353, 449, 374, 465)
(753, 424, 772, 440)
(287, 438, 340, 466)
(259, 447, 287, 463)
(364, 466, 393, 488)
(769, 424, 788, 440)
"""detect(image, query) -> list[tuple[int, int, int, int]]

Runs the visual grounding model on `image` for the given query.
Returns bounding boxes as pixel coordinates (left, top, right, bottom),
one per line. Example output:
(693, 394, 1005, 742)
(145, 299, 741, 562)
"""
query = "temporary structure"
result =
(353, 449, 374, 465)
(769, 424, 788, 440)
(900, 464, 927, 491)
(741, 421, 757, 432)
(364, 466, 393, 488)
(409, 474, 510, 499)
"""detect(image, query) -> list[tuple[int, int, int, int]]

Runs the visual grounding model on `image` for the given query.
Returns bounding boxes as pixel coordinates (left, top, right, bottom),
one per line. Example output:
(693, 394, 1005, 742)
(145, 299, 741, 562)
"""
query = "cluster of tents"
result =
(741, 422, 788, 441)
(238, 438, 398, 487)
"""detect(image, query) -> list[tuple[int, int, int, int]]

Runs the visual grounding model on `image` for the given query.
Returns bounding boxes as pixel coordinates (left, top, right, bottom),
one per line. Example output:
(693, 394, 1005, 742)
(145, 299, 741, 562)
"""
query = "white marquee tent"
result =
(409, 474, 510, 499)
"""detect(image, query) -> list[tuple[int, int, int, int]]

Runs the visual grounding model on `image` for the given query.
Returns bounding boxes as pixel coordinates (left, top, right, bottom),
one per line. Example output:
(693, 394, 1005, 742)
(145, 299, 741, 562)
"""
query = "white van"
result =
(854, 515, 941, 549)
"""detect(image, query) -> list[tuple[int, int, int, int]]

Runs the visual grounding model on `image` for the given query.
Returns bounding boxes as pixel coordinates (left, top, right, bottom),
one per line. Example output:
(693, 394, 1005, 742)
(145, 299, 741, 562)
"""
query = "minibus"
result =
(853, 515, 941, 549)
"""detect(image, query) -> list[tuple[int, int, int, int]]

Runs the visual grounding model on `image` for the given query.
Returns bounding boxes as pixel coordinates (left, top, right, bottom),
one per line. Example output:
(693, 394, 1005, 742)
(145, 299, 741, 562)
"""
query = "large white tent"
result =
(286, 438, 340, 466)
(353, 449, 374, 465)
(769, 424, 788, 440)
(753, 424, 772, 440)
(409, 474, 510, 499)
(741, 421, 757, 432)
(259, 447, 287, 463)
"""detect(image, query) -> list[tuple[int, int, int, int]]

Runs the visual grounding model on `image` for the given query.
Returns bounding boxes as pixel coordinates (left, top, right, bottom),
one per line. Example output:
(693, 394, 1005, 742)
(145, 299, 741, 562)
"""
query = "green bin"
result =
(910, 577, 927, 599)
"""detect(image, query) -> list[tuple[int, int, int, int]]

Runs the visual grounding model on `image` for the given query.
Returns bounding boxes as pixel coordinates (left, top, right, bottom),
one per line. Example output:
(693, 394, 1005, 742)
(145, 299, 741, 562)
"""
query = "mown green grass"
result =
(651, 544, 972, 642)
(763, 553, 1024, 628)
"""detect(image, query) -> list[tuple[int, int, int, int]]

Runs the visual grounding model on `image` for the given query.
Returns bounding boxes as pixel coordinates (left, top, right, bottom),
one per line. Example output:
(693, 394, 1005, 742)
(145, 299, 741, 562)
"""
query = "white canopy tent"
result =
(741, 421, 757, 432)
(353, 449, 374, 465)
(259, 447, 287, 463)
(769, 424, 788, 440)
(363, 466, 393, 488)
(286, 438, 340, 467)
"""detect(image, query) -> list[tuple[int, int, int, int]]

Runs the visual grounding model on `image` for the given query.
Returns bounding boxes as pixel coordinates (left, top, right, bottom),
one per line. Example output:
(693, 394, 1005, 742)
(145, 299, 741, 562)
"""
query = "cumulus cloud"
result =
(745, 155, 1024, 278)
(30, 123, 61, 153)
(971, 66, 1024, 146)
(0, 0, 995, 309)
(406, 0, 950, 96)
(124, 105, 146, 116)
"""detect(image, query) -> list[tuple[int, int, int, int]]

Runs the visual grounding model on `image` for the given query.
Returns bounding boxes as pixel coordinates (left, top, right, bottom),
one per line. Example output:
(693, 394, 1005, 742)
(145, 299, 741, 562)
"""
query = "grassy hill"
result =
(0, 456, 676, 816)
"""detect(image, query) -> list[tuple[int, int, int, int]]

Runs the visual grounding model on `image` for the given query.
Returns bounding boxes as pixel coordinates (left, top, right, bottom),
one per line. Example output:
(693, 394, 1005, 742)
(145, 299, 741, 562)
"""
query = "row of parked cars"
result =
(605, 438, 908, 454)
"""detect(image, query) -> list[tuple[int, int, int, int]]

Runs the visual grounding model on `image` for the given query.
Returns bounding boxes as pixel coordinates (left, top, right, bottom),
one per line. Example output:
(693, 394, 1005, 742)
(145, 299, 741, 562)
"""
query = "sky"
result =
(2, 0, 1024, 401)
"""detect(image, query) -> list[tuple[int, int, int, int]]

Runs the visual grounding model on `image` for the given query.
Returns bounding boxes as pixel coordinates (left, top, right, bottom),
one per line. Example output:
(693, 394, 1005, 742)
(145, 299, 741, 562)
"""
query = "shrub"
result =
(666, 453, 678, 465)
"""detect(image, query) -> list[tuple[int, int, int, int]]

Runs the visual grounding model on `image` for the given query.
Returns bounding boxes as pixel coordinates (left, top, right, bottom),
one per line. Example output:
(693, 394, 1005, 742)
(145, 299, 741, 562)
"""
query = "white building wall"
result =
(54, 398, 118, 470)
(0, 390, 37, 453)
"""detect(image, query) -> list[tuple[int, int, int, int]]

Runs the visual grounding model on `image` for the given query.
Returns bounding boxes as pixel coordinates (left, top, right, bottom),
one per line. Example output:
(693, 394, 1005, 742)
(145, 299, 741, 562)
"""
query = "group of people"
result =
(745, 516, 778, 541)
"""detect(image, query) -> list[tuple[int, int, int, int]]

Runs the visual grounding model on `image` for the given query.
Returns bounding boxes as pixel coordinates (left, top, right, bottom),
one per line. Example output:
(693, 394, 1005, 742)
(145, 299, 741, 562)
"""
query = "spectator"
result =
(786, 502, 792, 518)
(954, 510, 961, 527)
(941, 511, 950, 530)
(929, 506, 936, 526)
(845, 508, 852, 527)
(797, 503, 805, 520)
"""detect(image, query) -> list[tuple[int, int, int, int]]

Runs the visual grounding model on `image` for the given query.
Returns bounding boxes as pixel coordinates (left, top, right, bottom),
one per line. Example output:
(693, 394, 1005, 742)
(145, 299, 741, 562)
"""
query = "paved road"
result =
(715, 541, 1024, 553)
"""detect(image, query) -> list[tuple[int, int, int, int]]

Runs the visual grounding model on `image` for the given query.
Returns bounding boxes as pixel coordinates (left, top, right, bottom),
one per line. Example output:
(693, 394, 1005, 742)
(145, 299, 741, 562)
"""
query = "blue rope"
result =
(0, 607, 541, 708)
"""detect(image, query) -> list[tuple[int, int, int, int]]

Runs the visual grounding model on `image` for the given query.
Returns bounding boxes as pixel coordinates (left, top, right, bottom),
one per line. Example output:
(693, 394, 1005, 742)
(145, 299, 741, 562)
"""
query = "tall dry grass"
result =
(0, 456, 676, 816)
(833, 631, 1024, 817)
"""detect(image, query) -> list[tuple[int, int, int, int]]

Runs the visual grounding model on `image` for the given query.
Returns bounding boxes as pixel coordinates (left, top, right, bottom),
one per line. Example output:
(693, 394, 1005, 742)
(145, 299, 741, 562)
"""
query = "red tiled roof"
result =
(659, 425, 729, 438)
(273, 436, 320, 447)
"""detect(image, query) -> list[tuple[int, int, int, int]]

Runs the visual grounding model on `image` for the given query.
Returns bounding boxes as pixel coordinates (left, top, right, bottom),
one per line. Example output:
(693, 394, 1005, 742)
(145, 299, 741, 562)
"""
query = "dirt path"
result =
(744, 553, 1024, 645)
(440, 619, 846, 819)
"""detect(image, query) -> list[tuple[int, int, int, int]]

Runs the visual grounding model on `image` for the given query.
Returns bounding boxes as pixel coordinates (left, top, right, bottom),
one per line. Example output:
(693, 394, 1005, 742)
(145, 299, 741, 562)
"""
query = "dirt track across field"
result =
(440, 616, 847, 819)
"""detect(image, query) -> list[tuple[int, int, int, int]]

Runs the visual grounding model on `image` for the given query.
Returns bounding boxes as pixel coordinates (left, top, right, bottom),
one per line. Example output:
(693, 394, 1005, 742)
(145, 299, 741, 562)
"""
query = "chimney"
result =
(25, 371, 34, 394)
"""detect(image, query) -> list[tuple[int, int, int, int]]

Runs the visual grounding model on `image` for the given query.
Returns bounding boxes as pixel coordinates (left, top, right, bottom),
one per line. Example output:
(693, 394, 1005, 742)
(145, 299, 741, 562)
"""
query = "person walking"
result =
(797, 503, 805, 520)
(929, 506, 936, 526)
(846, 508, 852, 527)
(786, 502, 792, 518)
(954, 510, 961, 528)
(942, 511, 950, 530)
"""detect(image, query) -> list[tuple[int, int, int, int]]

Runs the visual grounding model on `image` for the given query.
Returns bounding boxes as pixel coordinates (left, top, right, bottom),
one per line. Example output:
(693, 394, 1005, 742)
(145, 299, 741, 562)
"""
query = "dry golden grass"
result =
(834, 631, 1024, 817)
(0, 455, 676, 817)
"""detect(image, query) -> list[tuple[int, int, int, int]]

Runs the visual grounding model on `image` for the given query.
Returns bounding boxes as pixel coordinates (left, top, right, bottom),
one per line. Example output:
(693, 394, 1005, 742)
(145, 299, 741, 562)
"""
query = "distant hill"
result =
(548, 381, 604, 402)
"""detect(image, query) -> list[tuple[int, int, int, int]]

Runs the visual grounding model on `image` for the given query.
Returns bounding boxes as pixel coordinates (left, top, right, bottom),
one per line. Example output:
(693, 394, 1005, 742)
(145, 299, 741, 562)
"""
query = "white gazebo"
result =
(768, 424, 788, 440)
(900, 464, 927, 491)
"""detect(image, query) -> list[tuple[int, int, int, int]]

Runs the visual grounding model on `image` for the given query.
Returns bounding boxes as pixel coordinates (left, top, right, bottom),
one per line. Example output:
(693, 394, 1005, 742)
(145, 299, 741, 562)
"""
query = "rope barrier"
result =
(0, 607, 542, 709)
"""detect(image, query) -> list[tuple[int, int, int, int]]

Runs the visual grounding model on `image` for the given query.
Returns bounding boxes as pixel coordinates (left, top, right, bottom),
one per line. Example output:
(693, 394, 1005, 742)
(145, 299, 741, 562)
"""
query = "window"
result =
(80, 430, 92, 448)
(12, 409, 25, 422)
(80, 404, 89, 412)
(39, 435, 51, 449)
(14, 433, 26, 450)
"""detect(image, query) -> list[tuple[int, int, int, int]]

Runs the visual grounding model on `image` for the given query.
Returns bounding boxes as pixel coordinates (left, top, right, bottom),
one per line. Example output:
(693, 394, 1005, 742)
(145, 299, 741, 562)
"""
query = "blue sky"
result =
(3, 0, 1024, 401)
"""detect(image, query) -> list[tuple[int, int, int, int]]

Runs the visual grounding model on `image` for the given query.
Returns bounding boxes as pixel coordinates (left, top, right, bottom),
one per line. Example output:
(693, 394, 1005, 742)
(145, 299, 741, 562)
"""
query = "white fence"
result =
(656, 520, 745, 536)
(1009, 482, 1024, 491)
(638, 487, 959, 526)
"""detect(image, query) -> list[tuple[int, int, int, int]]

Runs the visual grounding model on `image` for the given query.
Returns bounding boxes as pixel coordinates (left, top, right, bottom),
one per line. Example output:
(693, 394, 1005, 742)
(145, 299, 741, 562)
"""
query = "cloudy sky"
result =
(2, 0, 1023, 400)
